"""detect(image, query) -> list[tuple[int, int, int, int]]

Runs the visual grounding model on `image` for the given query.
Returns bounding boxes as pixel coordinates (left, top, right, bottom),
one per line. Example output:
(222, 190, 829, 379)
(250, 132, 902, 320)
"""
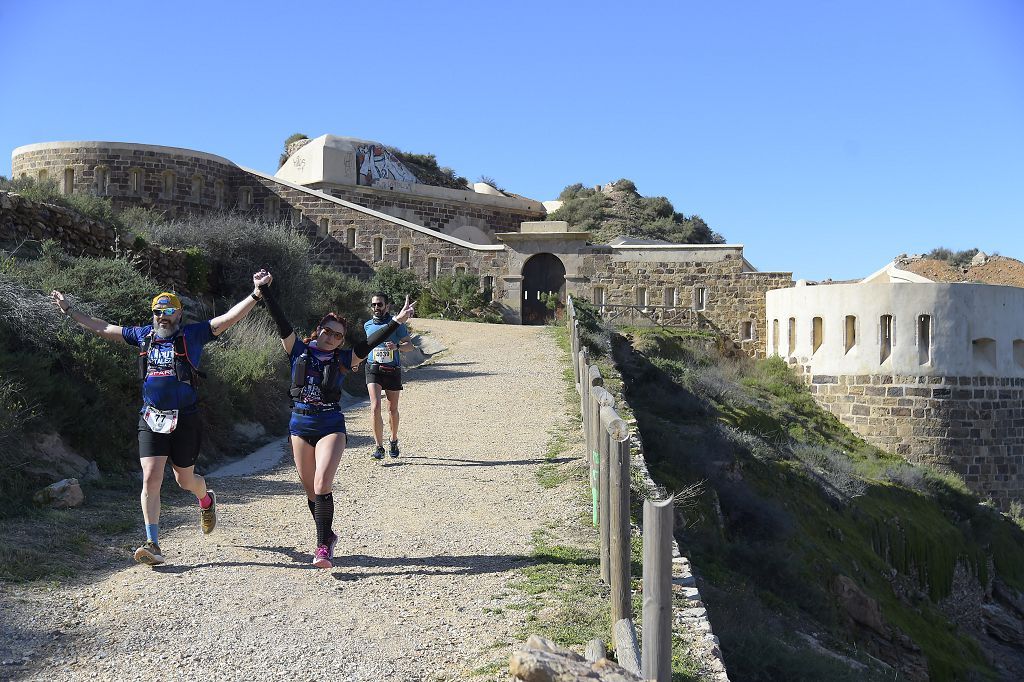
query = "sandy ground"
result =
(0, 319, 579, 681)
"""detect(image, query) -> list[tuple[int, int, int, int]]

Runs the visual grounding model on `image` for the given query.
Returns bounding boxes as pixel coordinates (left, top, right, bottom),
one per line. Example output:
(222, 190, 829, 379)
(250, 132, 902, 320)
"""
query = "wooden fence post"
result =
(610, 436, 632, 626)
(589, 386, 612, 529)
(599, 405, 626, 585)
(642, 497, 674, 682)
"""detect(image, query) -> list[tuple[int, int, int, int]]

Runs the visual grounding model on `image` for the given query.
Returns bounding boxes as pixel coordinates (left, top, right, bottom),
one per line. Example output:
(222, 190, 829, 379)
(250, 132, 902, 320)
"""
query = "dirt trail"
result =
(1, 319, 576, 681)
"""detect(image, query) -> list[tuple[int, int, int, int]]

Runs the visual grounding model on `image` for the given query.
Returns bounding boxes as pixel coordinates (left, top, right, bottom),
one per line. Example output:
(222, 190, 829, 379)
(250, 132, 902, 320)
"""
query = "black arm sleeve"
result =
(353, 320, 401, 358)
(259, 285, 293, 339)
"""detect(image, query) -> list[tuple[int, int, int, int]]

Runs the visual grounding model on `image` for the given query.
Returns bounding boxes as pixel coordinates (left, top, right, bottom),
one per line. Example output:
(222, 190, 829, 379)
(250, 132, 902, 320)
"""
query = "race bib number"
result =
(143, 406, 179, 434)
(372, 346, 395, 364)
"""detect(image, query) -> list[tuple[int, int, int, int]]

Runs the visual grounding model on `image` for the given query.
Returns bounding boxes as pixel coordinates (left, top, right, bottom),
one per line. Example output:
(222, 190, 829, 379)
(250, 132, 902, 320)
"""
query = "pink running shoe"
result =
(327, 532, 338, 562)
(312, 544, 332, 569)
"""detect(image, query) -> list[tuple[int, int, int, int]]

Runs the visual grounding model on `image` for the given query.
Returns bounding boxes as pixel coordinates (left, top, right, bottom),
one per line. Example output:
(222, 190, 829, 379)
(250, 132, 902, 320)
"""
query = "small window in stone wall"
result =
(482, 276, 494, 302)
(62, 168, 75, 195)
(844, 315, 857, 353)
(1014, 340, 1024, 370)
(455, 265, 466, 276)
(694, 286, 707, 311)
(880, 315, 893, 363)
(38, 169, 48, 182)
(291, 209, 303, 226)
(191, 175, 203, 202)
(812, 317, 823, 354)
(265, 196, 280, 221)
(636, 287, 647, 308)
(594, 286, 605, 308)
(917, 315, 932, 365)
(373, 237, 384, 262)
(238, 187, 252, 210)
(346, 228, 356, 248)
(161, 171, 175, 199)
(318, 218, 329, 237)
(400, 246, 410, 269)
(787, 317, 796, 356)
(214, 180, 225, 208)
(94, 166, 109, 196)
(772, 319, 779, 354)
(973, 338, 996, 371)
(663, 287, 676, 307)
(741, 321, 754, 342)
(427, 256, 439, 282)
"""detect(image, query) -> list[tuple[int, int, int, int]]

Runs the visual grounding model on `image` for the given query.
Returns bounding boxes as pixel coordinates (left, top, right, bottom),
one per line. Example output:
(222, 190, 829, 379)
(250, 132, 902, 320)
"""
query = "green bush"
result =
(369, 265, 423, 308)
(0, 177, 123, 231)
(183, 247, 210, 294)
(422, 274, 486, 320)
(303, 265, 372, 338)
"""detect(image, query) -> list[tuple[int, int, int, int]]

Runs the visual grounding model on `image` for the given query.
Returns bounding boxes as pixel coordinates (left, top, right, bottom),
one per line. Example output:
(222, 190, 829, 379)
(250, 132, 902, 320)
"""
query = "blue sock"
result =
(145, 523, 159, 544)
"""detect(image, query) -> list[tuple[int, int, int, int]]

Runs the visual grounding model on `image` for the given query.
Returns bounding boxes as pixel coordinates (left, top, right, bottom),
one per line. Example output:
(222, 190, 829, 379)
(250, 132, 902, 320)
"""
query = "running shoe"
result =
(371, 445, 386, 460)
(312, 543, 332, 569)
(200, 490, 217, 534)
(327, 531, 339, 561)
(389, 440, 400, 459)
(133, 541, 164, 566)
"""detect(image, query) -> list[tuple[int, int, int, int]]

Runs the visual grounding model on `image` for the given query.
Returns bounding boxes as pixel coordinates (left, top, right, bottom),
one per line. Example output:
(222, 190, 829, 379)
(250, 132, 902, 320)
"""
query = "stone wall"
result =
(805, 371, 1024, 509)
(0, 190, 190, 292)
(320, 183, 546, 240)
(578, 248, 792, 356)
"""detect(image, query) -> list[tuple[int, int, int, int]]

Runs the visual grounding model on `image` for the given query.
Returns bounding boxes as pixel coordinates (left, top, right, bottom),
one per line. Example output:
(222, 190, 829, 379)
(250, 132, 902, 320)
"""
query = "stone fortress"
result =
(7, 135, 1022, 507)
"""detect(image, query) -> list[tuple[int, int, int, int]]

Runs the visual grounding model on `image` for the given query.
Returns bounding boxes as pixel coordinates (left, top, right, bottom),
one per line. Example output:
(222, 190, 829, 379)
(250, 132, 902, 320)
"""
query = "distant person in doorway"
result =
(364, 292, 414, 460)
(259, 283, 415, 568)
(50, 270, 272, 566)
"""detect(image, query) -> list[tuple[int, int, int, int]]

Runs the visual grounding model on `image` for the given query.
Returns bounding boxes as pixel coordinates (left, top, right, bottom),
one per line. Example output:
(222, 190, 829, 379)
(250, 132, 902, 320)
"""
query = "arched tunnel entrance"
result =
(521, 253, 566, 325)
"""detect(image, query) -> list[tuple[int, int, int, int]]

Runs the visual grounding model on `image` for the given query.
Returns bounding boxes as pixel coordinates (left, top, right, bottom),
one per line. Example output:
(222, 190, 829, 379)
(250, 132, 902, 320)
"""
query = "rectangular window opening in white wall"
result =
(812, 317, 823, 354)
(372, 237, 383, 261)
(787, 317, 796, 356)
(694, 286, 707, 311)
(973, 338, 996, 372)
(772, 319, 779, 355)
(917, 314, 932, 365)
(345, 227, 356, 248)
(844, 315, 857, 354)
(880, 315, 893, 363)
(400, 246, 410, 269)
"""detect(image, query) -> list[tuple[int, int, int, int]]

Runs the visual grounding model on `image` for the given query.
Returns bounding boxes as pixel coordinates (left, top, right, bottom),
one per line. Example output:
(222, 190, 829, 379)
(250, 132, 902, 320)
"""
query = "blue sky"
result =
(1, 1, 1021, 281)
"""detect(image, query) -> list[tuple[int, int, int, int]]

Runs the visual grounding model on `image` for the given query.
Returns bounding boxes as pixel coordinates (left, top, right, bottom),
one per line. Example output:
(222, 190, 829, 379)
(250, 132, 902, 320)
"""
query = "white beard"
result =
(155, 323, 179, 339)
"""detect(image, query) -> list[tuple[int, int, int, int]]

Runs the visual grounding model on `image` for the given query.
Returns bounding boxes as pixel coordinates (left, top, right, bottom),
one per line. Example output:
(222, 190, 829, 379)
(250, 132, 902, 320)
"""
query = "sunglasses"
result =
(152, 307, 178, 317)
(320, 327, 345, 340)
(370, 302, 386, 308)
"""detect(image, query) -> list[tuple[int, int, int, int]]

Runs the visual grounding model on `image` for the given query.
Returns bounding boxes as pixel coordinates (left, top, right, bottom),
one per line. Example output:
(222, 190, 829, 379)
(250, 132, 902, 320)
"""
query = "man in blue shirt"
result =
(364, 292, 413, 459)
(50, 270, 272, 565)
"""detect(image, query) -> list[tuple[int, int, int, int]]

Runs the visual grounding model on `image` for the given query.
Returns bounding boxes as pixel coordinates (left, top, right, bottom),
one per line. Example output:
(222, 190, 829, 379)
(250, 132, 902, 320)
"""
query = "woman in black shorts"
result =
(260, 285, 414, 568)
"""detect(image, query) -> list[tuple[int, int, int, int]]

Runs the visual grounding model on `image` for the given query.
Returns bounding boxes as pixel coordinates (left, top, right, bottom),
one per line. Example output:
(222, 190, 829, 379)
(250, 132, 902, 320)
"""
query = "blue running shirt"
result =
(123, 322, 215, 414)
(362, 316, 409, 368)
(288, 339, 353, 438)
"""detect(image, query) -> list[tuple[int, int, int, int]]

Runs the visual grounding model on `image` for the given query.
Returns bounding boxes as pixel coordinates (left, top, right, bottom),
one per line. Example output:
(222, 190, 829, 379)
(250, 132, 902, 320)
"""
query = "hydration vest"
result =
(137, 330, 204, 387)
(290, 347, 346, 404)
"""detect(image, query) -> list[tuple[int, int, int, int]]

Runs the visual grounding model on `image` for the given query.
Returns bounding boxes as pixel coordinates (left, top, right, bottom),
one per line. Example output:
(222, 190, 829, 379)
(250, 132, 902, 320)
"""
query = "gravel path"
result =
(1, 319, 578, 681)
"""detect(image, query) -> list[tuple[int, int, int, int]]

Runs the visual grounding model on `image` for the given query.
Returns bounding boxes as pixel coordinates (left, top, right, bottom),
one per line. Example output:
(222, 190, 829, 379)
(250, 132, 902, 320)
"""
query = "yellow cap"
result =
(151, 292, 182, 310)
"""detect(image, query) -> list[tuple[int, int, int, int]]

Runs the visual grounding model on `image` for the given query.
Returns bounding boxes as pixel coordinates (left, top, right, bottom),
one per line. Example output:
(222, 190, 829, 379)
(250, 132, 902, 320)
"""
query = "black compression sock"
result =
(313, 493, 334, 547)
(307, 497, 315, 521)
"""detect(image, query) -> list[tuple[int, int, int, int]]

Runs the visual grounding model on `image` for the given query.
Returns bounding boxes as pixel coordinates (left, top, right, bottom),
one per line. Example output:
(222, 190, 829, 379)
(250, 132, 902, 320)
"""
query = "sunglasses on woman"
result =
(320, 327, 344, 340)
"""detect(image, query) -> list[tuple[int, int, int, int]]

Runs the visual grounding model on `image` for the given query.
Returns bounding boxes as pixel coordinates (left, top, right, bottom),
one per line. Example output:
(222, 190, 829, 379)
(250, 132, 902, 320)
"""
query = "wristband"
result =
(250, 292, 261, 301)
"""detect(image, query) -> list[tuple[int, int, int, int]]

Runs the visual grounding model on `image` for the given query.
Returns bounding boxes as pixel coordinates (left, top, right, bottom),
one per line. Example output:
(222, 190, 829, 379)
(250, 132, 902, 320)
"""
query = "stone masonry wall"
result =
(0, 191, 190, 292)
(578, 249, 793, 356)
(12, 146, 239, 217)
(322, 184, 546, 240)
(806, 372, 1024, 509)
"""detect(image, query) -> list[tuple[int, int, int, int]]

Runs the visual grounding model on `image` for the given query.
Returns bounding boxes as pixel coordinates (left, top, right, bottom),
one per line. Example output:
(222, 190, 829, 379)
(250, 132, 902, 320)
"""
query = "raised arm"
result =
(259, 283, 297, 355)
(50, 290, 124, 342)
(352, 295, 416, 360)
(209, 270, 272, 337)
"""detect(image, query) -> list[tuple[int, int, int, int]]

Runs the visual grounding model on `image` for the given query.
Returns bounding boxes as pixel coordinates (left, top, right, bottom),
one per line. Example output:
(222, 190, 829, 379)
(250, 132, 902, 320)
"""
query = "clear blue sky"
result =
(2, 1, 1022, 281)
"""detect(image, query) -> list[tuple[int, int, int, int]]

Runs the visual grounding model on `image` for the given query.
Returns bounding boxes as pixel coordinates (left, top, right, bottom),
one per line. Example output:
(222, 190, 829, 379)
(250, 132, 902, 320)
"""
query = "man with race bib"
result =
(364, 292, 414, 460)
(50, 270, 272, 566)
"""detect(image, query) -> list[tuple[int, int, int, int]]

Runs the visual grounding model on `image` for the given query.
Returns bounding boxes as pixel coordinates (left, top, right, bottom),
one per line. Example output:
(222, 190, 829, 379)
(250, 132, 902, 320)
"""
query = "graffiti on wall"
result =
(356, 145, 419, 186)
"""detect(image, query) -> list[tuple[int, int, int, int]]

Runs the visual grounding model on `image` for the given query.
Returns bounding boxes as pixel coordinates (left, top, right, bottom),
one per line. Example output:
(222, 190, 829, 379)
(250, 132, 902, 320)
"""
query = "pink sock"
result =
(199, 493, 213, 509)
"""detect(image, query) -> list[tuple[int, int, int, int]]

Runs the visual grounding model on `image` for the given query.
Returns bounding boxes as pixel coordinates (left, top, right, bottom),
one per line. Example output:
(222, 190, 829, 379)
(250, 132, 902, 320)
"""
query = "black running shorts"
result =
(138, 410, 202, 468)
(365, 364, 403, 392)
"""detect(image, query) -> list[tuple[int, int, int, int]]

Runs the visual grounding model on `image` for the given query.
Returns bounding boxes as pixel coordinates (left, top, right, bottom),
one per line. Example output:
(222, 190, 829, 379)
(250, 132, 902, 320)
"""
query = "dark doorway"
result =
(521, 253, 566, 325)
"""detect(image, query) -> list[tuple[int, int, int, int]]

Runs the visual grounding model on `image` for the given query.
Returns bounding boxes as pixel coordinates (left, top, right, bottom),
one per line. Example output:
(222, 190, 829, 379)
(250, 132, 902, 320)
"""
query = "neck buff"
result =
(372, 312, 392, 325)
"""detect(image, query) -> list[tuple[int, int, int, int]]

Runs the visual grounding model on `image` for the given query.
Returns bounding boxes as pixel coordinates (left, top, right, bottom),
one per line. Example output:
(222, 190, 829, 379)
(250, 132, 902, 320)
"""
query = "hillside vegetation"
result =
(548, 179, 724, 245)
(572, 301, 1024, 681)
